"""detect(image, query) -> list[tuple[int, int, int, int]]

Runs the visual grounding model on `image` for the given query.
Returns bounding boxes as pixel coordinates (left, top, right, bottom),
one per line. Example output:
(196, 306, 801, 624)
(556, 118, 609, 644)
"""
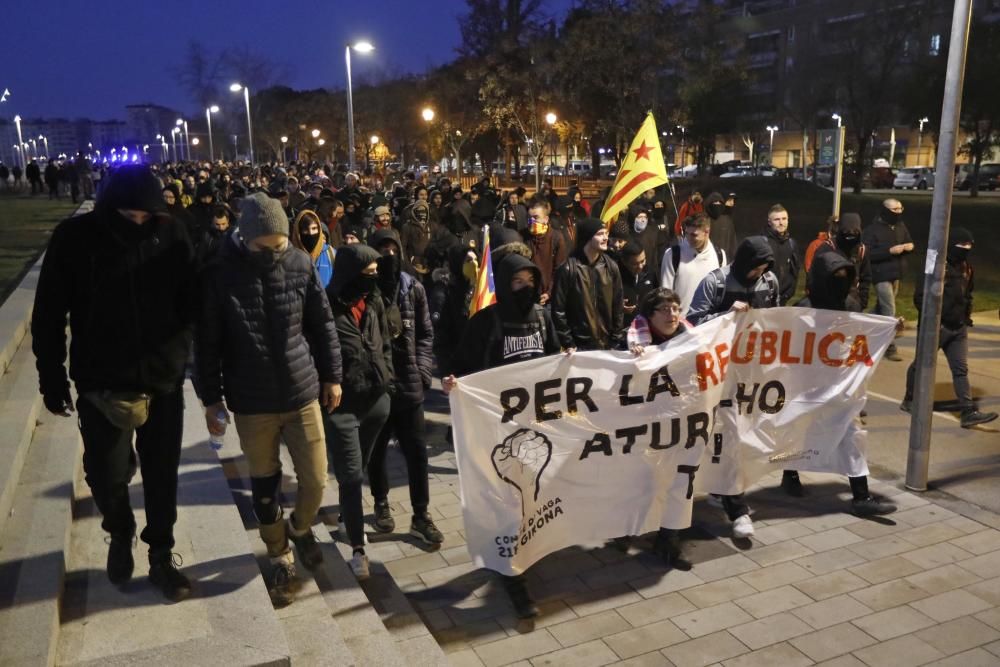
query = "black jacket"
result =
(862, 215, 913, 283)
(798, 251, 857, 312)
(32, 208, 198, 398)
(551, 250, 625, 350)
(914, 255, 974, 330)
(706, 192, 737, 261)
(452, 253, 560, 375)
(327, 244, 395, 412)
(764, 227, 801, 305)
(429, 244, 475, 377)
(196, 236, 341, 414)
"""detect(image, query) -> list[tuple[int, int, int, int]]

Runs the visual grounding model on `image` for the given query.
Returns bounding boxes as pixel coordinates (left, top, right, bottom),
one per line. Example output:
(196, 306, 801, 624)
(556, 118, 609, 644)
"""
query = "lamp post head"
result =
(176, 118, 184, 126)
(318, 139, 326, 146)
(192, 138, 200, 146)
(545, 112, 557, 125)
(280, 136, 288, 143)
(209, 105, 219, 113)
(422, 108, 435, 122)
(352, 41, 375, 53)
(370, 135, 379, 145)
(13, 115, 20, 124)
(229, 83, 243, 92)
(311, 129, 320, 138)
(920, 117, 929, 123)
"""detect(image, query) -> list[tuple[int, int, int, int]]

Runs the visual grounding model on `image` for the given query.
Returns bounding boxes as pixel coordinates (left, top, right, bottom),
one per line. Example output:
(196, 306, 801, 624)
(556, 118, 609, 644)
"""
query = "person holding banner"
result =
(442, 252, 561, 619)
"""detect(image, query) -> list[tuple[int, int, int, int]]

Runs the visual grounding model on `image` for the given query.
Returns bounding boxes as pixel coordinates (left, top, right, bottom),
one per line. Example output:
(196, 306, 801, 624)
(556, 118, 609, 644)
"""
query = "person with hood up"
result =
(551, 218, 625, 351)
(675, 191, 704, 236)
(628, 207, 667, 279)
(365, 229, 444, 546)
(324, 244, 395, 580)
(162, 182, 195, 240)
(812, 212, 871, 312)
(189, 181, 217, 238)
(762, 204, 801, 305)
(33, 164, 198, 601)
(687, 236, 781, 540)
(291, 209, 336, 288)
(862, 198, 914, 361)
(525, 200, 568, 303)
(442, 252, 561, 620)
(705, 192, 737, 261)
(779, 251, 899, 515)
(401, 200, 433, 273)
(902, 228, 997, 428)
(429, 243, 478, 376)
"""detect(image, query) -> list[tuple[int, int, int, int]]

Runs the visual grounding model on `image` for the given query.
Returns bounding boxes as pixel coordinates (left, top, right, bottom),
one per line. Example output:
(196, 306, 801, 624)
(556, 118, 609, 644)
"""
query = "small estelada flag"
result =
(469, 225, 496, 317)
(600, 112, 669, 226)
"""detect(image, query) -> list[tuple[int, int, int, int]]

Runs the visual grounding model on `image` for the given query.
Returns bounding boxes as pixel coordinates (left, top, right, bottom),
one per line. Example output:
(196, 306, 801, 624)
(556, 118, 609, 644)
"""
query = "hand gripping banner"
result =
(450, 308, 896, 575)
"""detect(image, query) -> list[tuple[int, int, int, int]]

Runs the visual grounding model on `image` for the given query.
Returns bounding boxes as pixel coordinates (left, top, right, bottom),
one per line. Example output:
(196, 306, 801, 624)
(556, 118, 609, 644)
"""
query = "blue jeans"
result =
(873, 280, 899, 318)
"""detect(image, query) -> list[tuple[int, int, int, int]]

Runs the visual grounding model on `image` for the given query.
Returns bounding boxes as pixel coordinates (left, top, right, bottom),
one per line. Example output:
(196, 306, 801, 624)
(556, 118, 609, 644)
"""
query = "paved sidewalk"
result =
(364, 390, 1000, 667)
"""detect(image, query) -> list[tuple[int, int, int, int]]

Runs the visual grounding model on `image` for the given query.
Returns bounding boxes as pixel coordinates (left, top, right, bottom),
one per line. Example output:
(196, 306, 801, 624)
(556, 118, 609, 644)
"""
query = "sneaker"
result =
(373, 501, 395, 533)
(961, 410, 998, 429)
(106, 533, 135, 585)
(653, 530, 692, 571)
(781, 472, 805, 498)
(733, 514, 755, 539)
(503, 576, 539, 619)
(410, 513, 445, 545)
(852, 496, 897, 516)
(288, 521, 323, 571)
(885, 345, 902, 362)
(349, 549, 370, 580)
(148, 551, 192, 603)
(900, 399, 912, 414)
(268, 560, 300, 608)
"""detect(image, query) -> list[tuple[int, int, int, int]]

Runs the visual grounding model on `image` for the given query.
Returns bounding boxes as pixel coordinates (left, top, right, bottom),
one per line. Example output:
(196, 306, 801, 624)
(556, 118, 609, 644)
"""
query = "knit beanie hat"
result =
(576, 217, 606, 250)
(949, 227, 974, 246)
(239, 192, 289, 243)
(99, 165, 168, 214)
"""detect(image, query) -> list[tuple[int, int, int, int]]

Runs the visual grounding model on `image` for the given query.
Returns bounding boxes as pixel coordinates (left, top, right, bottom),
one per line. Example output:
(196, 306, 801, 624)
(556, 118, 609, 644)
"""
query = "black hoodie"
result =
(814, 212, 872, 311)
(687, 236, 778, 325)
(705, 192, 737, 260)
(452, 253, 560, 375)
(799, 251, 856, 311)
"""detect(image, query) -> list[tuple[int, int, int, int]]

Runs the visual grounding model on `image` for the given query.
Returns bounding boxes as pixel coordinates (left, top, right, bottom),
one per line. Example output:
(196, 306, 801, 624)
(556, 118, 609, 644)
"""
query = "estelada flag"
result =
(469, 226, 496, 316)
(600, 112, 669, 226)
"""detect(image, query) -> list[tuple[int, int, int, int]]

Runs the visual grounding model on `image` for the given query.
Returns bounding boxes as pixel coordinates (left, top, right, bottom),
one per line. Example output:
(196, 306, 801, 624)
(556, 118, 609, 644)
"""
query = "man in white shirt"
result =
(660, 212, 726, 315)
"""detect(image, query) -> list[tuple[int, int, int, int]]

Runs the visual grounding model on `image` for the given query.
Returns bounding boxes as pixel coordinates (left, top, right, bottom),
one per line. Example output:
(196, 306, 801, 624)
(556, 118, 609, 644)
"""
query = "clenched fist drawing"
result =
(491, 429, 554, 517)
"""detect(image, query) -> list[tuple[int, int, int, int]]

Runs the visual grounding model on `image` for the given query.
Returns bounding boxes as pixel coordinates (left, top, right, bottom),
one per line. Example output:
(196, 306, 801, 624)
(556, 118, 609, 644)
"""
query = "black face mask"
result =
(376, 254, 401, 293)
(882, 209, 902, 225)
(248, 246, 285, 269)
(510, 285, 537, 315)
(948, 246, 971, 263)
(342, 273, 378, 302)
(301, 232, 320, 253)
(836, 232, 861, 252)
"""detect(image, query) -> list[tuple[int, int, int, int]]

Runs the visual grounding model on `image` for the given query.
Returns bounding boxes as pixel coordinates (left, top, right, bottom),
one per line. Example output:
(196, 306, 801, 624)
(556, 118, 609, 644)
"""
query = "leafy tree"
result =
(958, 20, 1000, 197)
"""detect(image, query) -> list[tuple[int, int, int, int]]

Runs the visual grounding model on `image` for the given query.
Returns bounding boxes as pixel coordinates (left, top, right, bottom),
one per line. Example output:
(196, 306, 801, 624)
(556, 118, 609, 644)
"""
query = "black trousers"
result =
(368, 399, 431, 515)
(77, 386, 184, 551)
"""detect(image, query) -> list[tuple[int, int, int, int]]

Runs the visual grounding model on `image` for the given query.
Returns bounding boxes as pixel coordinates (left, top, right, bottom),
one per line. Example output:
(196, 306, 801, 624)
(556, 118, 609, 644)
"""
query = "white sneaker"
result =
(349, 551, 370, 580)
(733, 515, 755, 539)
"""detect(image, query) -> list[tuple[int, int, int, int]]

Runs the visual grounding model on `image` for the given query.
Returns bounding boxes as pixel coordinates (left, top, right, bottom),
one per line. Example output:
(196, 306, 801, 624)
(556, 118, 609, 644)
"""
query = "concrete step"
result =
(0, 334, 44, 536)
(56, 381, 291, 666)
(0, 406, 81, 666)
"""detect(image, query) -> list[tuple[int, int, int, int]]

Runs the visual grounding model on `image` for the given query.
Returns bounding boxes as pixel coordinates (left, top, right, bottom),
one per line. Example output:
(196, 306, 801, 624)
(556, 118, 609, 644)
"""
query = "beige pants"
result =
(234, 401, 327, 558)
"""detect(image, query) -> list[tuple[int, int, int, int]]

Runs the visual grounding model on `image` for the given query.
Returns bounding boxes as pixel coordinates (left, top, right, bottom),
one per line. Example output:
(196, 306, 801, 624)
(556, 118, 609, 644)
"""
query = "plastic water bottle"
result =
(209, 410, 227, 450)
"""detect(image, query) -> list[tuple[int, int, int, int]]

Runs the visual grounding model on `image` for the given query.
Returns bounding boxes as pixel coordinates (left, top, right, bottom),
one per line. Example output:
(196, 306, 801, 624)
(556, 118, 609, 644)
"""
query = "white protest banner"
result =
(450, 308, 896, 575)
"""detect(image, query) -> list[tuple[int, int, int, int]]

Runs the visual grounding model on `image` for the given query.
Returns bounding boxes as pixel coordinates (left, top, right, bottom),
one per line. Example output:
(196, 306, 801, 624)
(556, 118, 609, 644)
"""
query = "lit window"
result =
(929, 33, 941, 56)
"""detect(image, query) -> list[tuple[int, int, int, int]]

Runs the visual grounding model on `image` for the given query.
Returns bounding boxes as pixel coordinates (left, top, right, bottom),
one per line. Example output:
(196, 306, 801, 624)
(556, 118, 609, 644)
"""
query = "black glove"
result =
(42, 387, 74, 415)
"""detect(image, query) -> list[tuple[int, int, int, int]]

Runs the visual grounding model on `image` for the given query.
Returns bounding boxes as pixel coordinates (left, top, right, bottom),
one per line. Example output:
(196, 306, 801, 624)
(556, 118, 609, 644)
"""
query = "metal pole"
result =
(345, 46, 356, 172)
(243, 87, 255, 165)
(906, 0, 974, 492)
(207, 109, 215, 163)
(916, 131, 923, 166)
(184, 121, 191, 162)
(171, 131, 177, 162)
(832, 126, 845, 218)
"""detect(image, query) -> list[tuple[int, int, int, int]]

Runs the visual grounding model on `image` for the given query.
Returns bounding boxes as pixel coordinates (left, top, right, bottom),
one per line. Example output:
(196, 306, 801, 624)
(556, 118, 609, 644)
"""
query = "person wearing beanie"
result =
(902, 228, 997, 428)
(197, 191, 343, 606)
(862, 199, 915, 361)
(550, 218, 625, 351)
(32, 164, 198, 601)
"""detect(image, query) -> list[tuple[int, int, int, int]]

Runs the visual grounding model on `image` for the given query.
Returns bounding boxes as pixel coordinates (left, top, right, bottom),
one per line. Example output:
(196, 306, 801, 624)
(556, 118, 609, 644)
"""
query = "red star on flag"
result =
(632, 140, 654, 161)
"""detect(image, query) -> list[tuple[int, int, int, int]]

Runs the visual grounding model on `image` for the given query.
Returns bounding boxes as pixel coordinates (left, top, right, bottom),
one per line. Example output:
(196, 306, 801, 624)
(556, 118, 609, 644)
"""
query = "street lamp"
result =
(230, 83, 254, 164)
(280, 135, 288, 163)
(29, 139, 37, 159)
(345, 40, 375, 172)
(176, 118, 190, 160)
(421, 107, 435, 166)
(39, 135, 49, 159)
(368, 134, 380, 171)
(13, 115, 24, 169)
(766, 125, 778, 163)
(916, 117, 929, 165)
(170, 127, 180, 162)
(677, 125, 686, 168)
(311, 128, 320, 139)
(206, 105, 219, 162)
(832, 113, 842, 127)
(545, 112, 558, 168)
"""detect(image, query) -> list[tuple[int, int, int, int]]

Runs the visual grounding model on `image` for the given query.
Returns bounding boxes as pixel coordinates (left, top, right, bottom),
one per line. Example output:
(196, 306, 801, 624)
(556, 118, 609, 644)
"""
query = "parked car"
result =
(893, 167, 935, 190)
(955, 163, 1000, 191)
(720, 165, 754, 178)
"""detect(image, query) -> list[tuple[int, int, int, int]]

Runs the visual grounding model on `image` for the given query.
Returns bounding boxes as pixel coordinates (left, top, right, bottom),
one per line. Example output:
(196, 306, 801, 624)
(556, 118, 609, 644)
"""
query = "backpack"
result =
(710, 267, 780, 313)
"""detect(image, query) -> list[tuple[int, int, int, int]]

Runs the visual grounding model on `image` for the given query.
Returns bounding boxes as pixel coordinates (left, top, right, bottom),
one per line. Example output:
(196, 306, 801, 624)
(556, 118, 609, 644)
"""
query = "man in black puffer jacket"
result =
(325, 243, 394, 581)
(32, 164, 198, 601)
(365, 229, 443, 546)
(197, 192, 342, 607)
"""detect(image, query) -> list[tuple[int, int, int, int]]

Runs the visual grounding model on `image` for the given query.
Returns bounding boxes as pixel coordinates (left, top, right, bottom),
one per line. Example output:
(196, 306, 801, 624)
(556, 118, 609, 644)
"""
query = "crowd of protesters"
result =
(0, 154, 99, 202)
(30, 155, 996, 619)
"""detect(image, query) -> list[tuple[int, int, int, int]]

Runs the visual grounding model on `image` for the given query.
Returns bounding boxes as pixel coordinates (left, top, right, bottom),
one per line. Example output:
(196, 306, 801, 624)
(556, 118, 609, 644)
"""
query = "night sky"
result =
(4, 0, 575, 121)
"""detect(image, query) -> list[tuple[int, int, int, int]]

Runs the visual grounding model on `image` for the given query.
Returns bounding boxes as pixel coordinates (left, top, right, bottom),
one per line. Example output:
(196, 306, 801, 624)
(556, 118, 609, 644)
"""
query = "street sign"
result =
(818, 129, 838, 166)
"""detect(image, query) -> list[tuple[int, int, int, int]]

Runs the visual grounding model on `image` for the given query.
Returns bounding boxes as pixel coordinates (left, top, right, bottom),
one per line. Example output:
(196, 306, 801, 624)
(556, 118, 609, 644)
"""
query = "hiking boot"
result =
(268, 560, 300, 608)
(373, 501, 395, 533)
(148, 550, 192, 603)
(961, 410, 998, 429)
(900, 399, 912, 414)
(733, 515, 755, 539)
(349, 549, 370, 580)
(410, 512, 444, 545)
(287, 520, 323, 571)
(781, 471, 806, 498)
(653, 529, 692, 571)
(852, 496, 897, 517)
(503, 575, 539, 619)
(106, 533, 134, 585)
(885, 345, 902, 362)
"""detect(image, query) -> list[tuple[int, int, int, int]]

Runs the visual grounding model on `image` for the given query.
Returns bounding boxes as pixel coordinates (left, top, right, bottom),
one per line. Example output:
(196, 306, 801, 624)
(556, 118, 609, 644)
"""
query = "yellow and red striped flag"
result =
(600, 112, 669, 226)
(469, 226, 496, 316)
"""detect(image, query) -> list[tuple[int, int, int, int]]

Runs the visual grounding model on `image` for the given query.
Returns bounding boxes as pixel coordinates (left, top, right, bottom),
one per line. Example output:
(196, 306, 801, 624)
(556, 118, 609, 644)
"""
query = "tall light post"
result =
(345, 40, 374, 172)
(40, 135, 49, 159)
(545, 112, 558, 169)
(156, 134, 167, 162)
(170, 127, 180, 162)
(677, 125, 686, 168)
(206, 105, 219, 163)
(280, 135, 288, 164)
(916, 116, 929, 165)
(230, 83, 254, 164)
(176, 118, 190, 161)
(13, 115, 24, 169)
(766, 125, 778, 164)
(832, 113, 842, 127)
(29, 139, 37, 159)
(421, 107, 435, 167)
(369, 134, 379, 171)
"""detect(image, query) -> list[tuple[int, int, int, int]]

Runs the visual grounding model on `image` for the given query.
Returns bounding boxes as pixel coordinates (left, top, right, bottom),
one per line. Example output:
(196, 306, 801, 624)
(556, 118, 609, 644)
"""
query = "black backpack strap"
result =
(671, 244, 681, 274)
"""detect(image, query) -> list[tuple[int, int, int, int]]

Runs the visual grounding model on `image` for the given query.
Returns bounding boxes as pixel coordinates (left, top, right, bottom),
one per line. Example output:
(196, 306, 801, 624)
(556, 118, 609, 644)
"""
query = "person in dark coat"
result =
(551, 218, 625, 351)
(188, 181, 217, 241)
(902, 228, 997, 429)
(26, 159, 42, 195)
(762, 204, 801, 305)
(197, 192, 342, 607)
(32, 164, 198, 601)
(366, 229, 443, 546)
(617, 241, 657, 326)
(705, 192, 737, 261)
(442, 251, 561, 621)
(429, 243, 477, 376)
(861, 198, 914, 361)
(627, 207, 668, 279)
(813, 212, 872, 312)
(44, 160, 60, 199)
(325, 244, 394, 581)
(400, 200, 433, 273)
